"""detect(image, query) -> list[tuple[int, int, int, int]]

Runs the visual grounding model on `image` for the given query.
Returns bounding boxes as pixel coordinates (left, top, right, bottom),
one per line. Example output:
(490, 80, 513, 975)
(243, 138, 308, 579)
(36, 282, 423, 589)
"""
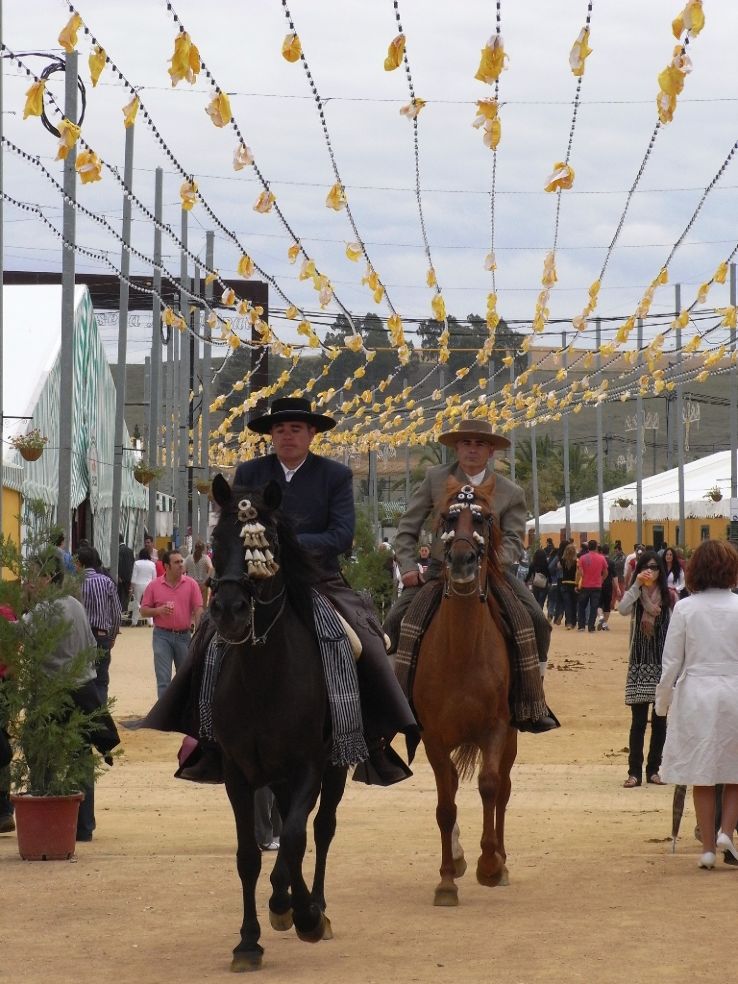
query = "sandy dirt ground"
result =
(1, 611, 733, 984)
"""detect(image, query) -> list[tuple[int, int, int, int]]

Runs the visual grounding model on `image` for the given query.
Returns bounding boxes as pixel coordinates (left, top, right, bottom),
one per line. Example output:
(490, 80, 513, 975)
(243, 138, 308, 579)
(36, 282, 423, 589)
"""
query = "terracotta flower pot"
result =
(10, 792, 84, 861)
(18, 447, 43, 462)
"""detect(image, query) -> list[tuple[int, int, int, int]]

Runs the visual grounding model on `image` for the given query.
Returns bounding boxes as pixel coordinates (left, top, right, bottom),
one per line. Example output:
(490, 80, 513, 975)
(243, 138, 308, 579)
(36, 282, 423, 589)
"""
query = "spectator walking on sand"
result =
(655, 539, 738, 869)
(77, 544, 121, 703)
(619, 550, 677, 788)
(576, 539, 608, 632)
(184, 540, 213, 609)
(131, 549, 157, 627)
(139, 549, 203, 698)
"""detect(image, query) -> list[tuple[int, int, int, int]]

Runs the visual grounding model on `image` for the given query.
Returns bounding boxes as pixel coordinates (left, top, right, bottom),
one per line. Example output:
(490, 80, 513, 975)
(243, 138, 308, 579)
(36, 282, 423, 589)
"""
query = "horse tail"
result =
(451, 743, 480, 782)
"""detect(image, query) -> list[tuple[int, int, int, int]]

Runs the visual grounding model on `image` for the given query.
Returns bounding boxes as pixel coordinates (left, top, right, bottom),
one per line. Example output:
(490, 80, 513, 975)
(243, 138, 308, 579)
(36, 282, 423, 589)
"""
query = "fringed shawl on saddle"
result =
(394, 574, 547, 725)
(311, 591, 368, 767)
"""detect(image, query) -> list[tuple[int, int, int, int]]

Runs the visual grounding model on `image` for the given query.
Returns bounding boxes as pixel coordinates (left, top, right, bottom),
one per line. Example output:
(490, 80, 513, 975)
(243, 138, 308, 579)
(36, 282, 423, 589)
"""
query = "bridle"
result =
(209, 497, 286, 646)
(440, 484, 492, 602)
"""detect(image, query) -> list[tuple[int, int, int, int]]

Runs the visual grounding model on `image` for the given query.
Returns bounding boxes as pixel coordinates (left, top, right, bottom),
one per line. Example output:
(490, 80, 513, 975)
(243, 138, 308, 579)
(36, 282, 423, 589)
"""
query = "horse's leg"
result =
(310, 763, 348, 941)
(266, 782, 294, 933)
(476, 721, 510, 888)
(223, 765, 263, 972)
(277, 763, 326, 943)
(494, 728, 517, 875)
(423, 736, 460, 907)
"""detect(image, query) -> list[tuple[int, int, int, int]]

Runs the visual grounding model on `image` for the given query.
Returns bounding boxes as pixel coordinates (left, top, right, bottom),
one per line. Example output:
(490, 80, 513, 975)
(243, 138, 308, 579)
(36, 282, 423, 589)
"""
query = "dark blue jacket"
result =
(233, 452, 355, 575)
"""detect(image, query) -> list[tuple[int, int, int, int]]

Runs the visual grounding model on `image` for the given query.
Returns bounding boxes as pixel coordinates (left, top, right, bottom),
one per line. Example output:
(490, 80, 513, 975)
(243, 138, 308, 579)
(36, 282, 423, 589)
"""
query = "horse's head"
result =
(437, 477, 502, 599)
(208, 474, 283, 642)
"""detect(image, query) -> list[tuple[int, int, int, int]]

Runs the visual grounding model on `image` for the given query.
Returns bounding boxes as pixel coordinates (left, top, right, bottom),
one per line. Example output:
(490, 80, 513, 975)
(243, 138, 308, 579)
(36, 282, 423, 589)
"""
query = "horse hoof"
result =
(476, 859, 507, 887)
(322, 915, 333, 940)
(295, 912, 326, 944)
(453, 855, 467, 878)
(269, 908, 294, 932)
(230, 950, 263, 973)
(433, 885, 459, 907)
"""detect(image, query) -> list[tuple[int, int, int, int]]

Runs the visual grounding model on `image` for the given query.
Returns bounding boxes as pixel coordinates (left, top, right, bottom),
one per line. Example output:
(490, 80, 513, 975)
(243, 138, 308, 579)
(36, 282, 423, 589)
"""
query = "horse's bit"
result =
(440, 485, 492, 601)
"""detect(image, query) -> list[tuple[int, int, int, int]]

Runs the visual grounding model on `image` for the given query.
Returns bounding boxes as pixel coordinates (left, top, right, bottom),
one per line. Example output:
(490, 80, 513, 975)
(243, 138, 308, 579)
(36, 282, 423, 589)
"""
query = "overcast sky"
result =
(4, 1, 738, 362)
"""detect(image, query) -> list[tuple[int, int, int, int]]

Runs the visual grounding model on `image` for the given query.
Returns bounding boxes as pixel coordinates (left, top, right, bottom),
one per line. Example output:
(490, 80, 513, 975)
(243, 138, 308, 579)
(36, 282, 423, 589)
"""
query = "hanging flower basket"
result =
(133, 465, 163, 486)
(705, 485, 723, 502)
(615, 497, 633, 509)
(9, 428, 48, 461)
(195, 478, 212, 495)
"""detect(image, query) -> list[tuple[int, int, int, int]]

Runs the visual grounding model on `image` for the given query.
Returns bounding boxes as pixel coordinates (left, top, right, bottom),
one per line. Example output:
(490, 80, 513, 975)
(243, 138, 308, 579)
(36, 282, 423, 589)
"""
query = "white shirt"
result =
(280, 457, 307, 483)
(131, 558, 157, 586)
(464, 469, 487, 486)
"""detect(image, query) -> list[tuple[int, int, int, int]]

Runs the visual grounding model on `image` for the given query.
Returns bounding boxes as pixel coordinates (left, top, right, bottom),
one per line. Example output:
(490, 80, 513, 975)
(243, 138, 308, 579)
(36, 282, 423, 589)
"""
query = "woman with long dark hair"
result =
(662, 547, 685, 594)
(559, 542, 578, 629)
(618, 549, 677, 788)
(526, 548, 551, 609)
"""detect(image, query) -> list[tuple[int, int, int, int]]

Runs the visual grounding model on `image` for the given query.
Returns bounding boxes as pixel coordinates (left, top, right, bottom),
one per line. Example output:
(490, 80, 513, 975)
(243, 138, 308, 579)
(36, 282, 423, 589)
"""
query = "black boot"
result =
(352, 739, 413, 787)
(178, 741, 225, 784)
(514, 708, 561, 734)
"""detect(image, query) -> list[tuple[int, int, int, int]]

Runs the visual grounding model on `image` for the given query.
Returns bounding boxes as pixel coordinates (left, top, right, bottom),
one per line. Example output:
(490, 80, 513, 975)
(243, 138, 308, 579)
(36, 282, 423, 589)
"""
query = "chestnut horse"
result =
(413, 476, 517, 906)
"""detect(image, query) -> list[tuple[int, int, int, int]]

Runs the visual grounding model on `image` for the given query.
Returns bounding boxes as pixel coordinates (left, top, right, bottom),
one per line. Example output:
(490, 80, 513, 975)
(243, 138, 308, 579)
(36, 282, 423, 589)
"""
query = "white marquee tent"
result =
(2, 284, 147, 564)
(528, 450, 737, 534)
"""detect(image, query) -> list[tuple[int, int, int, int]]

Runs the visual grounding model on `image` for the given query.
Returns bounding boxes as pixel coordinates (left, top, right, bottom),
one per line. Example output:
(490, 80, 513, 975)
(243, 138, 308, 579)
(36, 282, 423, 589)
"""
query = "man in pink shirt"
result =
(140, 549, 204, 697)
(576, 540, 609, 632)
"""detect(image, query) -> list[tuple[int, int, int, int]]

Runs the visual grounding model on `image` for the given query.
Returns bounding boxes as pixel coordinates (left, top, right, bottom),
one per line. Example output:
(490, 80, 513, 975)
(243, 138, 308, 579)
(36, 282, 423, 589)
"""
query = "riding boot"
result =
(352, 738, 413, 786)
(514, 708, 561, 733)
(178, 740, 225, 784)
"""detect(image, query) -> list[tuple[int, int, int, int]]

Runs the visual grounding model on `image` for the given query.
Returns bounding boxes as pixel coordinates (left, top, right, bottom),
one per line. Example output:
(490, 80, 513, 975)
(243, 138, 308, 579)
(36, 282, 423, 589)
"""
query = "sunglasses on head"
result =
(644, 564, 659, 570)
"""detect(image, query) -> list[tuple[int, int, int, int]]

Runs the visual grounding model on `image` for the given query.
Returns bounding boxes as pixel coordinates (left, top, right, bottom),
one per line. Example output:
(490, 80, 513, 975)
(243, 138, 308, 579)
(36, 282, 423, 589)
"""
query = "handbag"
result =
(532, 571, 548, 590)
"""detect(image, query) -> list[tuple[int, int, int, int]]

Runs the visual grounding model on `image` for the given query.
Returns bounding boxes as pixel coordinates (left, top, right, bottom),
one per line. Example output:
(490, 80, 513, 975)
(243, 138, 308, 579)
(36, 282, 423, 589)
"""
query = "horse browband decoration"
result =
(440, 485, 486, 550)
(237, 498, 280, 579)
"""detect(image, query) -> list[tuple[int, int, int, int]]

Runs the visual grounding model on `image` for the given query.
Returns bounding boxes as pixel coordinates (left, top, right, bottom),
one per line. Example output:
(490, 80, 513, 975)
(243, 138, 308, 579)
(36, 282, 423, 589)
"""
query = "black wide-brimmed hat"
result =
(247, 397, 337, 435)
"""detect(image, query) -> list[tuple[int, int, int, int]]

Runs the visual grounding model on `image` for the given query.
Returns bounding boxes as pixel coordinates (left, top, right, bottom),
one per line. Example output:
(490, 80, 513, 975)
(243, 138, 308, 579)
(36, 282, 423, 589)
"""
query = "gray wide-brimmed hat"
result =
(247, 397, 337, 435)
(438, 418, 511, 450)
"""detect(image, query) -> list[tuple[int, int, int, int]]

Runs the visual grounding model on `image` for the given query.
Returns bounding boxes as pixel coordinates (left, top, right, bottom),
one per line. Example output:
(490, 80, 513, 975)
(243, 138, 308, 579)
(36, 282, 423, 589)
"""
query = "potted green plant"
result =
(704, 484, 723, 502)
(9, 427, 48, 462)
(0, 538, 114, 861)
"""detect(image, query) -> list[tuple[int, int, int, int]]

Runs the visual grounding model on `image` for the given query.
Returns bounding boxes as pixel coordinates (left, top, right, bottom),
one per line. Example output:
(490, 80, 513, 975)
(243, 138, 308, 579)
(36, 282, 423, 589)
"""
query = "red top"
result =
(141, 574, 202, 631)
(578, 551, 608, 589)
(0, 603, 18, 677)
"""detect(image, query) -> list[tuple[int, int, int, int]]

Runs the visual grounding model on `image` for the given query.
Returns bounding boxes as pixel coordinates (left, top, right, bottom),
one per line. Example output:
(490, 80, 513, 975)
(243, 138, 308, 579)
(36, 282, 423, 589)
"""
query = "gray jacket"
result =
(394, 462, 527, 573)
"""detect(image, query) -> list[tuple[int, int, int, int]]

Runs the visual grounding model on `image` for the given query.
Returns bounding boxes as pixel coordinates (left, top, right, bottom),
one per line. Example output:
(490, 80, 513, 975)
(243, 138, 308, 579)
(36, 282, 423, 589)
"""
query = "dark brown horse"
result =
(413, 476, 517, 906)
(206, 475, 347, 971)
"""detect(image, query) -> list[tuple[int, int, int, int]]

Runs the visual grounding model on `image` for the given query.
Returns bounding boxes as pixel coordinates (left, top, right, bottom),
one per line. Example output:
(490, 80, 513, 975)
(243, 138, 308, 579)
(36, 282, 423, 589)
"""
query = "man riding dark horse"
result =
(175, 397, 419, 786)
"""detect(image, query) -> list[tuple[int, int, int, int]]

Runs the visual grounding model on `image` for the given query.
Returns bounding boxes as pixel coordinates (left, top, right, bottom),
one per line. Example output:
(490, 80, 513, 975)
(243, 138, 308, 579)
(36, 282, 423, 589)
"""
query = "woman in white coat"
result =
(131, 549, 157, 627)
(655, 539, 738, 869)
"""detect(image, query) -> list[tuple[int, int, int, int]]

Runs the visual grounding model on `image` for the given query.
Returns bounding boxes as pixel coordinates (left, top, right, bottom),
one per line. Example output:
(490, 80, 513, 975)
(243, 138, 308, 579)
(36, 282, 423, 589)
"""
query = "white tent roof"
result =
(529, 449, 738, 533)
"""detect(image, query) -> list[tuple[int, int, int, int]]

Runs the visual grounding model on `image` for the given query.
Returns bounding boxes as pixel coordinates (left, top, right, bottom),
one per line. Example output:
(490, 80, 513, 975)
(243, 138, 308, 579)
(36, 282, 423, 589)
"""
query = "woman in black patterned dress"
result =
(618, 550, 677, 788)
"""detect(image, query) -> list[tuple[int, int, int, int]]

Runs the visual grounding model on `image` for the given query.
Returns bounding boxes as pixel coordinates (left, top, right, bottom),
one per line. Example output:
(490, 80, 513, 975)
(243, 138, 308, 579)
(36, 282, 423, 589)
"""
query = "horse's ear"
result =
(211, 474, 232, 509)
(262, 480, 282, 512)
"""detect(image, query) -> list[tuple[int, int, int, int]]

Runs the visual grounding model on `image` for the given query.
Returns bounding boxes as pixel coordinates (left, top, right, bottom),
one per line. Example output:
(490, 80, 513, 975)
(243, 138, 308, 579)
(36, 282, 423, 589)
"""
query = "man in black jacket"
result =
(180, 397, 418, 786)
(117, 534, 135, 618)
